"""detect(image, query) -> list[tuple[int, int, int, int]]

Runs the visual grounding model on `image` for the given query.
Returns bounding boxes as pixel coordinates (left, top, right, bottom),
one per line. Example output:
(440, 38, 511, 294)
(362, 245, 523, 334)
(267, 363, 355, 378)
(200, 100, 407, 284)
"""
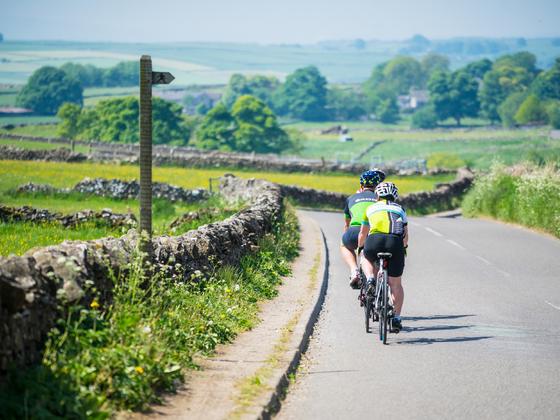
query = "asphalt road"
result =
(279, 211, 560, 420)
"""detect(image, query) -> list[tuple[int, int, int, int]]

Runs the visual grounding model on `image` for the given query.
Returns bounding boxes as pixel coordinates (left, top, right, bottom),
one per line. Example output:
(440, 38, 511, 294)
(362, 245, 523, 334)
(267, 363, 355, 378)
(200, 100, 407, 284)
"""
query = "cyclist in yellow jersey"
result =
(357, 182, 408, 331)
(341, 169, 386, 289)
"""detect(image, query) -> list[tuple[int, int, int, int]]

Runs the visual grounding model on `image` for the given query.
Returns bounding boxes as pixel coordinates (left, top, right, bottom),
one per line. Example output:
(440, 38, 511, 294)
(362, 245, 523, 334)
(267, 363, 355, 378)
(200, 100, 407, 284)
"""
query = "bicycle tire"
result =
(364, 296, 370, 333)
(382, 270, 389, 344)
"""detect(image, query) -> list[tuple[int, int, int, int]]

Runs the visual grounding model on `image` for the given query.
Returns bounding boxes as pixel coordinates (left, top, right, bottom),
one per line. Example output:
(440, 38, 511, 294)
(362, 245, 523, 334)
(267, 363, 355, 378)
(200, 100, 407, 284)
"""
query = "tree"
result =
(231, 95, 291, 153)
(479, 65, 533, 122)
(411, 105, 438, 129)
(421, 53, 450, 79)
(494, 51, 538, 75)
(531, 66, 560, 100)
(546, 102, 560, 129)
(16, 66, 83, 115)
(277, 66, 328, 121)
(222, 74, 280, 109)
(70, 97, 189, 144)
(514, 94, 547, 125)
(326, 87, 367, 121)
(406, 34, 431, 53)
(195, 95, 292, 153)
(102, 61, 139, 87)
(498, 91, 529, 127)
(382, 56, 423, 94)
(428, 71, 479, 125)
(376, 97, 400, 124)
(464, 58, 492, 79)
(61, 63, 104, 87)
(56, 103, 83, 139)
(195, 103, 236, 150)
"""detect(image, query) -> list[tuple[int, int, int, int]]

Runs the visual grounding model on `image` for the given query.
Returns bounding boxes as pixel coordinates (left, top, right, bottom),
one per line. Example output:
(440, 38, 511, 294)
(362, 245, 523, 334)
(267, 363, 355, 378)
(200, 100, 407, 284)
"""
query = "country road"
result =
(279, 211, 560, 420)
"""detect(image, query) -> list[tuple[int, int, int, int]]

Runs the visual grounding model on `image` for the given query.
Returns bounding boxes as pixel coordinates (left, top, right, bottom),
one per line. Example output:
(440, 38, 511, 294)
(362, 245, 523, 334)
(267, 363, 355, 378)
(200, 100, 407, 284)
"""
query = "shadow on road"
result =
(403, 324, 473, 333)
(394, 336, 492, 345)
(404, 314, 475, 322)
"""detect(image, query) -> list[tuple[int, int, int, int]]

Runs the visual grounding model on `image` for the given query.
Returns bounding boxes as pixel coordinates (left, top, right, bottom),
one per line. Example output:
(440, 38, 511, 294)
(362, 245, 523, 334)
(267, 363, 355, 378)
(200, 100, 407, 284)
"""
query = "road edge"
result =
(258, 228, 330, 419)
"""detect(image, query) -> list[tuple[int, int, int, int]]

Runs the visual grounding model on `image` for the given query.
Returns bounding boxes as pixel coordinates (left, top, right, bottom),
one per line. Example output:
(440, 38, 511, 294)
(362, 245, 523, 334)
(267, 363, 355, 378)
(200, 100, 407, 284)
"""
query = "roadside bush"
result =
(546, 101, 560, 128)
(463, 163, 560, 237)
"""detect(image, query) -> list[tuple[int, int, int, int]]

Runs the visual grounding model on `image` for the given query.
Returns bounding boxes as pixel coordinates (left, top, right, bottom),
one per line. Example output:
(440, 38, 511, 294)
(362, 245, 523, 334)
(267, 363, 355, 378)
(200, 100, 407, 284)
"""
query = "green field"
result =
(285, 122, 558, 170)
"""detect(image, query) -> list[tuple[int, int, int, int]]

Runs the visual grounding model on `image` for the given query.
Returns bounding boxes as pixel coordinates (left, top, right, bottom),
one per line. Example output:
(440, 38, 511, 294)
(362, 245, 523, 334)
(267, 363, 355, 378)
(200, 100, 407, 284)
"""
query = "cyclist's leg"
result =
(388, 276, 404, 316)
(363, 234, 382, 288)
(341, 226, 361, 285)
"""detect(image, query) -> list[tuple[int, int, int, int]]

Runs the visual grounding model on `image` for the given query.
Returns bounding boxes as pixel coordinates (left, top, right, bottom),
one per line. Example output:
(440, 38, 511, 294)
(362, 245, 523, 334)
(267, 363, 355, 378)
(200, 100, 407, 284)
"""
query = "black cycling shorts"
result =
(341, 226, 361, 250)
(364, 233, 405, 277)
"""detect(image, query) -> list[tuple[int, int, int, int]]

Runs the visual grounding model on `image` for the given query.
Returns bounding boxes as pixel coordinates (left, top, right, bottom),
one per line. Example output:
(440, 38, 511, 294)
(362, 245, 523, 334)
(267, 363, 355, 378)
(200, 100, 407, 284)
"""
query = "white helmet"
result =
(375, 182, 399, 200)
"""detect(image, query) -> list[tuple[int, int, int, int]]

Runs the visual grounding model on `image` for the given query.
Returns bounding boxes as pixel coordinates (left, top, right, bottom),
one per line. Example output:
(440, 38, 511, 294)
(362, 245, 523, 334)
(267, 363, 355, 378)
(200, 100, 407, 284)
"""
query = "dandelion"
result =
(135, 366, 144, 374)
(90, 299, 100, 309)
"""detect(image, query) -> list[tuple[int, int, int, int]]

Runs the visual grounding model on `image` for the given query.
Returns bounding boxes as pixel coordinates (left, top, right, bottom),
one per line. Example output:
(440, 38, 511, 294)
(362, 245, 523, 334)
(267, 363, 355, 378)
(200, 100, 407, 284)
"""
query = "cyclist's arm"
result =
(343, 199, 351, 232)
(358, 222, 369, 249)
(343, 217, 350, 232)
(403, 225, 409, 247)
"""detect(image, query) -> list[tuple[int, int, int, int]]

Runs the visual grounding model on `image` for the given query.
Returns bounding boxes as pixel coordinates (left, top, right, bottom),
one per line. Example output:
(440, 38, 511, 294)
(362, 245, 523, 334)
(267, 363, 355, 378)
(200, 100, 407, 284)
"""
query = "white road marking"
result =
(496, 269, 512, 278)
(475, 255, 492, 265)
(409, 221, 421, 227)
(425, 227, 443, 237)
(446, 239, 466, 250)
(545, 301, 560, 311)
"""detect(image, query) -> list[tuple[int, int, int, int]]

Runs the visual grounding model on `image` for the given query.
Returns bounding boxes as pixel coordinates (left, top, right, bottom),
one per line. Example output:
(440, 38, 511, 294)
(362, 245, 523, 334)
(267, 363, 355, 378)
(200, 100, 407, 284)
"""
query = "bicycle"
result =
(374, 252, 395, 344)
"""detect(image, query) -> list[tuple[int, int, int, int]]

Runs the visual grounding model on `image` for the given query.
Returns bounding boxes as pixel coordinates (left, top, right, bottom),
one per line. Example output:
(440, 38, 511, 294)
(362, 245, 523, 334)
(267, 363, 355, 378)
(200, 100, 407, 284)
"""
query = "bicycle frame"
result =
(374, 256, 394, 344)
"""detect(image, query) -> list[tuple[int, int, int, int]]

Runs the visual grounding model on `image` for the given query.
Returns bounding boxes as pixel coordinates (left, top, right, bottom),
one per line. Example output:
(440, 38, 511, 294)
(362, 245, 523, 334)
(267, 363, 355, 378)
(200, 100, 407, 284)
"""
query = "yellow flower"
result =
(90, 300, 100, 309)
(135, 366, 144, 374)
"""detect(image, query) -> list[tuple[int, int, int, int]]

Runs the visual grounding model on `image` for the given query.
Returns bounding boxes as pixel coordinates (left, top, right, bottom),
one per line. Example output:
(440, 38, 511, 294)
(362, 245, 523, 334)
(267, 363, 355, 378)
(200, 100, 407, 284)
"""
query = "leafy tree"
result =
(376, 97, 400, 124)
(428, 71, 479, 125)
(222, 74, 280, 109)
(411, 105, 438, 129)
(16, 66, 83, 115)
(479, 65, 533, 122)
(531, 65, 560, 100)
(102, 61, 139, 87)
(195, 95, 292, 153)
(56, 103, 83, 139)
(65, 97, 189, 144)
(516, 38, 527, 47)
(231, 95, 290, 153)
(195, 103, 236, 150)
(277, 66, 328, 121)
(546, 102, 560, 129)
(406, 34, 431, 53)
(353, 39, 366, 50)
(326, 87, 367, 121)
(494, 51, 538, 75)
(421, 53, 450, 79)
(498, 91, 529, 127)
(60, 63, 104, 87)
(382, 56, 423, 94)
(514, 94, 547, 125)
(464, 58, 492, 79)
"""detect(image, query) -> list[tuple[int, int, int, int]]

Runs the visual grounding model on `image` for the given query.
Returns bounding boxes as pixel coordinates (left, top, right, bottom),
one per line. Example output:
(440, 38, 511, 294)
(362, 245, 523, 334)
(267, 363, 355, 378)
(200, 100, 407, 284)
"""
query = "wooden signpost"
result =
(139, 55, 174, 243)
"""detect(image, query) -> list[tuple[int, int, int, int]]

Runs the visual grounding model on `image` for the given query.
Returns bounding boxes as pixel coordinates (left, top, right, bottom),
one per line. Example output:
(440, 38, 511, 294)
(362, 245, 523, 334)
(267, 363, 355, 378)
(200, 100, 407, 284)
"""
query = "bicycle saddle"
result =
(377, 252, 392, 259)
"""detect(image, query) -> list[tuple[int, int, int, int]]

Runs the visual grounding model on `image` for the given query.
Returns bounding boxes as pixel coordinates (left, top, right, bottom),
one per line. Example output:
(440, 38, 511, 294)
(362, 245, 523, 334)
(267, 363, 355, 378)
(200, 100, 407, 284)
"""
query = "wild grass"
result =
(463, 162, 560, 237)
(0, 159, 452, 196)
(0, 204, 300, 418)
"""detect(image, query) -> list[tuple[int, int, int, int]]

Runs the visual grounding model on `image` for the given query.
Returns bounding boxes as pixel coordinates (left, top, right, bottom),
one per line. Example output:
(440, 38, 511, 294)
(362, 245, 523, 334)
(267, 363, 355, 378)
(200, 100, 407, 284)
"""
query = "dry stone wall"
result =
(0, 175, 282, 374)
(17, 178, 209, 203)
(280, 168, 474, 211)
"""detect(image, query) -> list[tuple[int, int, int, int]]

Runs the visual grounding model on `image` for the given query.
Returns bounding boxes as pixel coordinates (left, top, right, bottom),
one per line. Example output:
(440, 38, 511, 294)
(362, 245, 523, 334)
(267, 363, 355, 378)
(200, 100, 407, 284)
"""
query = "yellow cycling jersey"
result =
(361, 199, 408, 236)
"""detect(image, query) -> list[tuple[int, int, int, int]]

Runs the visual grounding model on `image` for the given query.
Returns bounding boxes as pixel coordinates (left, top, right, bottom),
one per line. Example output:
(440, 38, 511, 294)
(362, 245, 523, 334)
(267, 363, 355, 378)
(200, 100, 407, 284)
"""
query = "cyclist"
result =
(341, 169, 386, 289)
(357, 182, 408, 331)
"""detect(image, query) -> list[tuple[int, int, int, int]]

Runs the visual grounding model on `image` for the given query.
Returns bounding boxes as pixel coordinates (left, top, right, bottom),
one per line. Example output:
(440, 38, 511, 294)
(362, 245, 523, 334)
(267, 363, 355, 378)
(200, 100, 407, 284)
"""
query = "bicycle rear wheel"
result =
(364, 296, 371, 333)
(379, 271, 389, 344)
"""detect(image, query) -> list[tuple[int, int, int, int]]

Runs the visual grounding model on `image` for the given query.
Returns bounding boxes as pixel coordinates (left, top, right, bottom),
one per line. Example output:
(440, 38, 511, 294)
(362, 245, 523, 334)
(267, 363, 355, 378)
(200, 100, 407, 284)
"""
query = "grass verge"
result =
(0, 203, 300, 418)
(462, 162, 560, 238)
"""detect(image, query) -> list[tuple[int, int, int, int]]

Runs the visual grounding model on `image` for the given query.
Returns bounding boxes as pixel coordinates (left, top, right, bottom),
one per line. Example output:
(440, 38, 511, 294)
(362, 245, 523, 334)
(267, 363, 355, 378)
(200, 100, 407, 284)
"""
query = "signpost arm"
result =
(139, 55, 153, 240)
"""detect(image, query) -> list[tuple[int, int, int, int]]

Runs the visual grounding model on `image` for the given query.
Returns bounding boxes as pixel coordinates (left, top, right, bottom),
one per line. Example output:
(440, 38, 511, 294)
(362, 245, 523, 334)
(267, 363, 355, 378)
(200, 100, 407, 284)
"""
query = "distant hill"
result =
(1, 36, 559, 85)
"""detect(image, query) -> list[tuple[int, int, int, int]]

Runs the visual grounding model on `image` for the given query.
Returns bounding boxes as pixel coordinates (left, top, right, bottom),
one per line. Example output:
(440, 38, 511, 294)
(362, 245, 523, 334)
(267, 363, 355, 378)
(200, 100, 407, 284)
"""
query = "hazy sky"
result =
(1, 0, 559, 44)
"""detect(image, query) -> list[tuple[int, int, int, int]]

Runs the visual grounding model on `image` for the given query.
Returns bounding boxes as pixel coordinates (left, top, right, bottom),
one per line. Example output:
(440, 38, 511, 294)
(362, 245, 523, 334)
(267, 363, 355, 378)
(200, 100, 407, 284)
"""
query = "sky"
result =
(1, 0, 559, 44)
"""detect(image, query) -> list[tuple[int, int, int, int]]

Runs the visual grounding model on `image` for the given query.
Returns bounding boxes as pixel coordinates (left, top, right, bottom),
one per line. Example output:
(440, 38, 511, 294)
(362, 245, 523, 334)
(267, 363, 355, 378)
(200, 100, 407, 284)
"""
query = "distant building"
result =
(397, 89, 429, 111)
(0, 107, 32, 115)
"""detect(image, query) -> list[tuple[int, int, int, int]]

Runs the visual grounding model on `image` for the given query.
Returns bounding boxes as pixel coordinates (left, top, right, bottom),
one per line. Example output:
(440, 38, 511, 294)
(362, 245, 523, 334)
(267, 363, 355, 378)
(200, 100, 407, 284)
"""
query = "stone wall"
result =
(0, 175, 282, 374)
(0, 137, 454, 176)
(17, 178, 209, 203)
(280, 168, 474, 211)
(0, 205, 137, 229)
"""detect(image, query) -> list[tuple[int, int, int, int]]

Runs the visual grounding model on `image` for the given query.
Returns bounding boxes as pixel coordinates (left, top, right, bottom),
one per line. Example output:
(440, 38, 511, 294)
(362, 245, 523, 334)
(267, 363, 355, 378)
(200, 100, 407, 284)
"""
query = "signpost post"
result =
(139, 55, 174, 249)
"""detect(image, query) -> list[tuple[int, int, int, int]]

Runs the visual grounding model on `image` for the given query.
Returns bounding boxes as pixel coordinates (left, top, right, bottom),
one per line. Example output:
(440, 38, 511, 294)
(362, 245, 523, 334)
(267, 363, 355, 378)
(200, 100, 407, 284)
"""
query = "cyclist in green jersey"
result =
(341, 169, 386, 289)
(357, 181, 408, 331)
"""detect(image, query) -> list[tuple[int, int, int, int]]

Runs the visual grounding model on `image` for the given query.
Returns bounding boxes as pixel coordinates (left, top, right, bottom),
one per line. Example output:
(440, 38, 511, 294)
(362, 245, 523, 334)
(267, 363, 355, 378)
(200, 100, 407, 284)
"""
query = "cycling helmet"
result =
(375, 182, 399, 200)
(359, 168, 386, 188)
